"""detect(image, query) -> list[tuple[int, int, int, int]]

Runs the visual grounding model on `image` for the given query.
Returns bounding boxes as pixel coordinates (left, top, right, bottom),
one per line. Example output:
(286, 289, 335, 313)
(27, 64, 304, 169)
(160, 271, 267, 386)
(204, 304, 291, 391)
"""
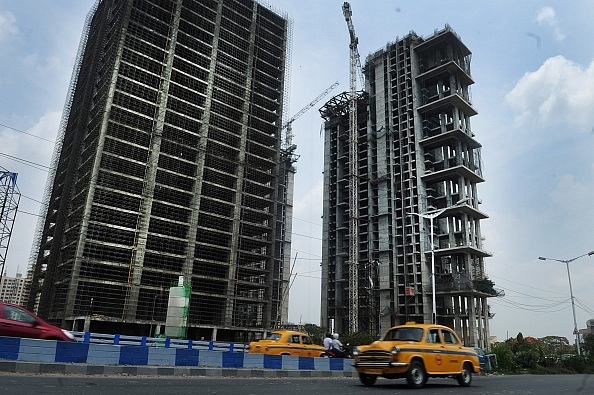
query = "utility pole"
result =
(0, 170, 20, 278)
(539, 251, 594, 356)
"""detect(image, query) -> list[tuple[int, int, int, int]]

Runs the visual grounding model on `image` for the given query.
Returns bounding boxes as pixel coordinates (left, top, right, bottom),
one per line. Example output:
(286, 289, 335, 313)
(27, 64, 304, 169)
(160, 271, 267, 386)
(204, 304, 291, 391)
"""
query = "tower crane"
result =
(281, 81, 339, 152)
(342, 1, 362, 334)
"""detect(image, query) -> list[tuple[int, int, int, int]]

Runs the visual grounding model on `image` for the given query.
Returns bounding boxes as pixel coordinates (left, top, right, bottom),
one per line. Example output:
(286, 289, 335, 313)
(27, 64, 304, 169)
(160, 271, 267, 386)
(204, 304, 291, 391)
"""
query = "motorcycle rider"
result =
(323, 332, 335, 357)
(331, 333, 347, 358)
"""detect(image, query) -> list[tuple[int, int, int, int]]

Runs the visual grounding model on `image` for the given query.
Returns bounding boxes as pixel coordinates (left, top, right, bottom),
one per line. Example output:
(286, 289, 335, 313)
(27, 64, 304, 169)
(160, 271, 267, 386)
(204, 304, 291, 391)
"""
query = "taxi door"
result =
(440, 328, 462, 373)
(425, 328, 446, 373)
(301, 335, 315, 357)
(288, 333, 305, 356)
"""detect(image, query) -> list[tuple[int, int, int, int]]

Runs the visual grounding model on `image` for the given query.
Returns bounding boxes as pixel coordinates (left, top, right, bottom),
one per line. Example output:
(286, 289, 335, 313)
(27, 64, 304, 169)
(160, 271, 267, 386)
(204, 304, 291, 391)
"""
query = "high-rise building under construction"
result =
(27, 0, 293, 340)
(320, 25, 498, 349)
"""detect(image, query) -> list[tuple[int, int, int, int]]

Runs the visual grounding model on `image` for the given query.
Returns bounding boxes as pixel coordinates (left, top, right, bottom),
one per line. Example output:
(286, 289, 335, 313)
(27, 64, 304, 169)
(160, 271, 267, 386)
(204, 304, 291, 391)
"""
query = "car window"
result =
(4, 305, 37, 324)
(442, 329, 458, 344)
(384, 327, 423, 342)
(301, 336, 312, 344)
(290, 335, 300, 343)
(266, 333, 282, 341)
(426, 329, 440, 343)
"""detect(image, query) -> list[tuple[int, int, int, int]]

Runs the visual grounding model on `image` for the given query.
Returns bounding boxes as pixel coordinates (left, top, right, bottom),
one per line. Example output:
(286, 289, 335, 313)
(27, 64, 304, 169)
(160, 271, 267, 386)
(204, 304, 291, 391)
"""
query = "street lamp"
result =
(409, 197, 470, 324)
(538, 250, 594, 355)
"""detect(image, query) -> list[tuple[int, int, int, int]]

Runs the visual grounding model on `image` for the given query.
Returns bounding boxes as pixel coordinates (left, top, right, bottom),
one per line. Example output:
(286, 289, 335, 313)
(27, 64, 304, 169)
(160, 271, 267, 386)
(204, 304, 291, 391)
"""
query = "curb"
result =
(0, 360, 357, 378)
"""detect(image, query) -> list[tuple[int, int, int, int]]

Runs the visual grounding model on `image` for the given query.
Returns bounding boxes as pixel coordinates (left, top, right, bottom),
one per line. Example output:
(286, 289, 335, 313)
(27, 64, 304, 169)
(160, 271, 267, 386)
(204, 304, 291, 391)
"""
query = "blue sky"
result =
(1, 0, 593, 343)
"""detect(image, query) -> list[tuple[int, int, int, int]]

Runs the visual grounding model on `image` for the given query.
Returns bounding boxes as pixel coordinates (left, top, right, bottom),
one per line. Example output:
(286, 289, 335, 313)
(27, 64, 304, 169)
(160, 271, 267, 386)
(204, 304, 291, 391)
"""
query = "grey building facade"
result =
(321, 26, 496, 349)
(28, 0, 293, 340)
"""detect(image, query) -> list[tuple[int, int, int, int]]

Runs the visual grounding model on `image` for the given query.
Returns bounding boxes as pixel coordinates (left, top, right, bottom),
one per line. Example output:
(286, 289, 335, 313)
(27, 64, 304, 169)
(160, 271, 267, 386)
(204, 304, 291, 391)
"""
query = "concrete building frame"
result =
(27, 0, 294, 341)
(321, 25, 498, 349)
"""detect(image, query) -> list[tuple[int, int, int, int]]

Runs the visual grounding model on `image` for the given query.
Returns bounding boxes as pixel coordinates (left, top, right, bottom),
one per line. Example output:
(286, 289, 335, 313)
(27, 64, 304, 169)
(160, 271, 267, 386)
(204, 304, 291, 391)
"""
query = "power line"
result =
(489, 273, 567, 296)
(0, 152, 50, 172)
(500, 287, 569, 303)
(17, 209, 43, 217)
(292, 232, 321, 241)
(292, 216, 322, 227)
(491, 298, 570, 313)
(291, 248, 321, 259)
(0, 122, 55, 143)
(489, 273, 594, 320)
(486, 273, 584, 313)
(293, 273, 321, 280)
(574, 297, 594, 316)
(21, 194, 46, 206)
(293, 256, 322, 261)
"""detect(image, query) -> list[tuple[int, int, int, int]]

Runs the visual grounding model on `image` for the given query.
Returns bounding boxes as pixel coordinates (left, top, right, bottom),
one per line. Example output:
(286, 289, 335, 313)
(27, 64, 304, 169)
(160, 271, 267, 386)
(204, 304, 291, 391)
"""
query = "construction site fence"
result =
(71, 331, 248, 353)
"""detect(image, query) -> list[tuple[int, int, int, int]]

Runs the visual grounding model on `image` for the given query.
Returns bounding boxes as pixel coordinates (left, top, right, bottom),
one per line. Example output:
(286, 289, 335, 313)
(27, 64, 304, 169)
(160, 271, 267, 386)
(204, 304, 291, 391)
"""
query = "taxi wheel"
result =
(406, 360, 427, 389)
(457, 362, 473, 387)
(358, 373, 377, 386)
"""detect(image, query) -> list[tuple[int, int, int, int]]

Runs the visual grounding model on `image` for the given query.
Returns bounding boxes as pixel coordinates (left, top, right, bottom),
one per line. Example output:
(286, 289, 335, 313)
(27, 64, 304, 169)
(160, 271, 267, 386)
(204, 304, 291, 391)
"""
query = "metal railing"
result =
(71, 331, 249, 352)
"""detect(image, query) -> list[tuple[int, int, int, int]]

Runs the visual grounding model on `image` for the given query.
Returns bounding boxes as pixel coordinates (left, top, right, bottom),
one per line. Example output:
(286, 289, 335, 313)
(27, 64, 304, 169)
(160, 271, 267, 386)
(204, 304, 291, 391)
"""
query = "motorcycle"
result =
(326, 343, 352, 358)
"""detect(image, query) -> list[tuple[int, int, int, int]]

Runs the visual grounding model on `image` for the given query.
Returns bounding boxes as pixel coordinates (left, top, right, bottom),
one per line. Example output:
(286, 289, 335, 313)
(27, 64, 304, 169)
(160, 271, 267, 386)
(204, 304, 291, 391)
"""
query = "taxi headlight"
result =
(352, 346, 360, 356)
(391, 346, 401, 355)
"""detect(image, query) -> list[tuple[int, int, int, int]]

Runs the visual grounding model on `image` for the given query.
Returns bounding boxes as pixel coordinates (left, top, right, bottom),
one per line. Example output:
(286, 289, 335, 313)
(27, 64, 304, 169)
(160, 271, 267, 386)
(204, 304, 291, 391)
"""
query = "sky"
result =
(1, 0, 593, 344)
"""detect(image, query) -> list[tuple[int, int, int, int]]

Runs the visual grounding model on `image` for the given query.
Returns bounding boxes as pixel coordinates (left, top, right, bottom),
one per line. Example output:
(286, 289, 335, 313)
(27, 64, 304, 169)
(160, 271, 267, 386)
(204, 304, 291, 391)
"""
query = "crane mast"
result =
(342, 2, 360, 334)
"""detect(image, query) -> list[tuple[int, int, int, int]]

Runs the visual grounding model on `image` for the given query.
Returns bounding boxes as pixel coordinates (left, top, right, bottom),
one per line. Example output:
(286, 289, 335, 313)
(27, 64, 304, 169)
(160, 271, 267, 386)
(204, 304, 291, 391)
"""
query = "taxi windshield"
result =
(265, 333, 282, 341)
(383, 327, 423, 342)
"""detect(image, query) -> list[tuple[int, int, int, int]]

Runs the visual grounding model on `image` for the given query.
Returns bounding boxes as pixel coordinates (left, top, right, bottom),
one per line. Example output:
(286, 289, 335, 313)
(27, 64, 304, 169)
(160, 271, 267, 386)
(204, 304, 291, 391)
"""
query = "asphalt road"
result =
(0, 373, 592, 395)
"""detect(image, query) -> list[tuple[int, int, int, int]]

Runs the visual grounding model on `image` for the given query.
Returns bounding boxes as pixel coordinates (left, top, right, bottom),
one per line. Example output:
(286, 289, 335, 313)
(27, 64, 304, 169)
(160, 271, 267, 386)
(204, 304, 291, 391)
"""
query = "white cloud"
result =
(549, 173, 594, 218)
(506, 56, 594, 135)
(22, 53, 63, 77)
(0, 10, 18, 40)
(536, 6, 565, 41)
(536, 6, 555, 24)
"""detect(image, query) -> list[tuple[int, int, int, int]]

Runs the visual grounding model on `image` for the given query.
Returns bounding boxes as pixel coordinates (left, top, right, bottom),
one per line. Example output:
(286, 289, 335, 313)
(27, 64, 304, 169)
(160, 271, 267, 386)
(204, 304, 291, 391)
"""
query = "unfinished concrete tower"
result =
(27, 0, 292, 340)
(321, 26, 497, 349)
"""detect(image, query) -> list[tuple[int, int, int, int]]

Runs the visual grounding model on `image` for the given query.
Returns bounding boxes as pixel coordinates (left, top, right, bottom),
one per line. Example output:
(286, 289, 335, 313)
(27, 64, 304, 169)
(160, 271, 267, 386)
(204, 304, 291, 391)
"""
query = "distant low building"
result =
(0, 271, 31, 306)
(578, 319, 594, 336)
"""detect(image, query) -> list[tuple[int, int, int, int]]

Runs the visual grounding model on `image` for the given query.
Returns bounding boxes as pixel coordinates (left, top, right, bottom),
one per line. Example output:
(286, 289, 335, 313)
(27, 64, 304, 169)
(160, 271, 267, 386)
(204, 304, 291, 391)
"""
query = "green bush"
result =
(490, 341, 518, 373)
(514, 350, 539, 369)
(559, 355, 594, 374)
(341, 331, 377, 347)
(302, 324, 327, 345)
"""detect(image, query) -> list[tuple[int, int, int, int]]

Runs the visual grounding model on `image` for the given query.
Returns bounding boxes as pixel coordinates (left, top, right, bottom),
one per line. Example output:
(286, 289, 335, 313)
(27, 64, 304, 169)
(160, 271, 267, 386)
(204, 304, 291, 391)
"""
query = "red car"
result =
(0, 302, 74, 341)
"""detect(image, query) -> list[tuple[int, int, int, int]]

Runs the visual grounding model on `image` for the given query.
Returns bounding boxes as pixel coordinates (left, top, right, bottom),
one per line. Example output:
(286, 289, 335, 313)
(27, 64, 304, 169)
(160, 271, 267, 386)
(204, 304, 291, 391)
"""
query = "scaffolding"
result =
(28, 0, 293, 342)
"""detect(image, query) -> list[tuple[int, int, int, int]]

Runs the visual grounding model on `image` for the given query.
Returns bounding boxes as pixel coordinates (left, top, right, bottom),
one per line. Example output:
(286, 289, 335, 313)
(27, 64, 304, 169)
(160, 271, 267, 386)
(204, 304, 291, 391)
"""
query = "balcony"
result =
(434, 274, 504, 296)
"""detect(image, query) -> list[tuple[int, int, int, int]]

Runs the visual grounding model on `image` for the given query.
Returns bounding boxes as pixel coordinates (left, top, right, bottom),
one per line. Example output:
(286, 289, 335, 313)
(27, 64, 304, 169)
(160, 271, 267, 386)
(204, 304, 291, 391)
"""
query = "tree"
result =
(302, 324, 327, 345)
(539, 336, 570, 358)
(583, 333, 594, 357)
(491, 341, 517, 373)
(341, 331, 377, 347)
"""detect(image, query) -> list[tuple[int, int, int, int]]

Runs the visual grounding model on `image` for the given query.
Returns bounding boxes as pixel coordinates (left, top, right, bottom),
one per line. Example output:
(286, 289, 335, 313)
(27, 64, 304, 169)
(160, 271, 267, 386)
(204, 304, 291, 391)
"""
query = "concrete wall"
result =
(0, 336, 354, 371)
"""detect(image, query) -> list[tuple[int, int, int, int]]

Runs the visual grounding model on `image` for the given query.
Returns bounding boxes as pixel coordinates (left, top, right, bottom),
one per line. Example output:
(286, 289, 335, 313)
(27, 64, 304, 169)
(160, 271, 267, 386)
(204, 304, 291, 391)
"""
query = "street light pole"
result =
(409, 197, 470, 324)
(538, 250, 594, 356)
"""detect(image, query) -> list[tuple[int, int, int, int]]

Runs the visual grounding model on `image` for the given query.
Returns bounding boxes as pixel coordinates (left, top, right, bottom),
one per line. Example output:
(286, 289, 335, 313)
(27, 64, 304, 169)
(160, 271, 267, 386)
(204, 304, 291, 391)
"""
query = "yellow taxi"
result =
(248, 329, 327, 357)
(353, 322, 480, 388)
